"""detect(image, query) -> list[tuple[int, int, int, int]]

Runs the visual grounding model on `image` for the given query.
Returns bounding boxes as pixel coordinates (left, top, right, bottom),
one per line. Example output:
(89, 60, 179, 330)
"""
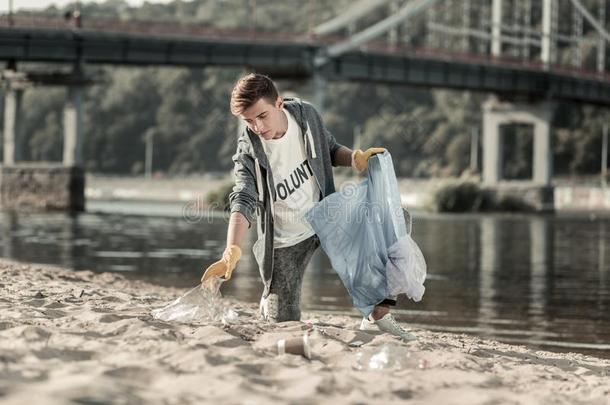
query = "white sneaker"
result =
(359, 314, 417, 342)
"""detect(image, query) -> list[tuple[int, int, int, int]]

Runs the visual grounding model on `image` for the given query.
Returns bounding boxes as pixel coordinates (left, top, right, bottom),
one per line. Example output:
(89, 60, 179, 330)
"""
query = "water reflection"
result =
(477, 216, 556, 342)
(599, 223, 607, 316)
(478, 216, 498, 333)
(528, 217, 552, 338)
(410, 212, 609, 355)
(0, 205, 608, 357)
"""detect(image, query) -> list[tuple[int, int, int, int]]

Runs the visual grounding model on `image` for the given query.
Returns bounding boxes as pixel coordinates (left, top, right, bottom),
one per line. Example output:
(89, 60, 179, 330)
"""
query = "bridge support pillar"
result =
(481, 96, 555, 211)
(0, 164, 85, 211)
(482, 96, 553, 186)
(0, 69, 88, 212)
(63, 86, 84, 167)
(482, 98, 502, 185)
(3, 88, 24, 165)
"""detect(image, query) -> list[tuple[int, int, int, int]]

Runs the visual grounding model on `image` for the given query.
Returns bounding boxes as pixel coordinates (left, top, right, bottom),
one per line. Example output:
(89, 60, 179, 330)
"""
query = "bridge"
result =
(0, 0, 609, 210)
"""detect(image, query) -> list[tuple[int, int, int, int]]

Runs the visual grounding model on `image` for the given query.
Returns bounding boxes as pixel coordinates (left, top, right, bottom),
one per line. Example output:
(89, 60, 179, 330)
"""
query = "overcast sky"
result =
(0, 0, 174, 13)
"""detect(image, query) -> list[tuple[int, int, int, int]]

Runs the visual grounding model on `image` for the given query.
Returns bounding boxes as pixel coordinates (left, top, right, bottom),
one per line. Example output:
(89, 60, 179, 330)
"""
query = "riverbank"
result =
(86, 174, 610, 212)
(1, 259, 608, 404)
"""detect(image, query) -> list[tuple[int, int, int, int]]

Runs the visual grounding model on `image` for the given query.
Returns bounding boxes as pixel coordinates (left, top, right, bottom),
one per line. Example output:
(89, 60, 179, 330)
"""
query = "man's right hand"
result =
(201, 245, 242, 283)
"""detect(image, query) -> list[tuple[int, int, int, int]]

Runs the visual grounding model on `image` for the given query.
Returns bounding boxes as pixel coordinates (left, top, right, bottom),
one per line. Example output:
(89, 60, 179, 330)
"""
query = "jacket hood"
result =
(238, 97, 308, 169)
(282, 97, 307, 132)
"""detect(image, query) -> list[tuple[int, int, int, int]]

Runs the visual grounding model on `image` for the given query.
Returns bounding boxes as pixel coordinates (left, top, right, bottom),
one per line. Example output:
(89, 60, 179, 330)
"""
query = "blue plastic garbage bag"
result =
(304, 151, 426, 317)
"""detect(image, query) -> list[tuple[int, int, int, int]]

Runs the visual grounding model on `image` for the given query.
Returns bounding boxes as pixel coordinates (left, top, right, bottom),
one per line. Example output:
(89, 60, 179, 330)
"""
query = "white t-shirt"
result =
(261, 109, 320, 248)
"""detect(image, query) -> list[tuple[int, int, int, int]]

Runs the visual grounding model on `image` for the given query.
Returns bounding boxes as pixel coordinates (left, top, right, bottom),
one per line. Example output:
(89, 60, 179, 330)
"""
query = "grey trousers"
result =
(260, 234, 320, 322)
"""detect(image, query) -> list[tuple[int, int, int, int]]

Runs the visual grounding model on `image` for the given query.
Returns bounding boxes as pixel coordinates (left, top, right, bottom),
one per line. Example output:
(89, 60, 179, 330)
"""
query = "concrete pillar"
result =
(482, 97, 554, 186)
(491, 0, 503, 57)
(541, 0, 553, 68)
(532, 103, 553, 186)
(3, 88, 23, 165)
(470, 127, 479, 173)
(482, 98, 503, 185)
(63, 86, 84, 167)
(0, 164, 85, 211)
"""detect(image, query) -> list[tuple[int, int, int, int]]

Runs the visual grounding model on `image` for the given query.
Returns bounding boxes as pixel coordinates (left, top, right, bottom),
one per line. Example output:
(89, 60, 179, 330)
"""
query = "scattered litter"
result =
(151, 277, 238, 324)
(276, 333, 311, 359)
(354, 344, 427, 371)
(222, 308, 239, 325)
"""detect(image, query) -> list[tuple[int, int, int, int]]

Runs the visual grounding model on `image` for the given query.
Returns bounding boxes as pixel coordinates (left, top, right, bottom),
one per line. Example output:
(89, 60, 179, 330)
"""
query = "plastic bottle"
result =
(151, 278, 237, 323)
(354, 344, 427, 371)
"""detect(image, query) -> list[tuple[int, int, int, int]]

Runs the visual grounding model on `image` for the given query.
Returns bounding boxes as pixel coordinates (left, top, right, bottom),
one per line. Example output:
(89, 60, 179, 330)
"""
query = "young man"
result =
(202, 73, 415, 341)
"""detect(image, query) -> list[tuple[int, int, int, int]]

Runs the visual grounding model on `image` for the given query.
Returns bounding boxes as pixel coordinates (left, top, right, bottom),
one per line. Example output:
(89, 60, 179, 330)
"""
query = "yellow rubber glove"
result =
(200, 245, 242, 283)
(351, 147, 386, 172)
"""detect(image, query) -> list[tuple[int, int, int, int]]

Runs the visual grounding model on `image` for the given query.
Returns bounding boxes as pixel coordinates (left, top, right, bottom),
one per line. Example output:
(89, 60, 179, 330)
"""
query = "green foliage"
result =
(432, 180, 483, 212)
(205, 181, 234, 211)
(553, 105, 610, 175)
(22, 88, 65, 162)
(433, 180, 545, 212)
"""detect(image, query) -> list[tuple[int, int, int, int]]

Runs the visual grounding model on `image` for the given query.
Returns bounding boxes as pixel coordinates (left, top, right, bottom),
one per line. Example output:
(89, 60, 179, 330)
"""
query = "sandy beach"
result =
(0, 259, 608, 405)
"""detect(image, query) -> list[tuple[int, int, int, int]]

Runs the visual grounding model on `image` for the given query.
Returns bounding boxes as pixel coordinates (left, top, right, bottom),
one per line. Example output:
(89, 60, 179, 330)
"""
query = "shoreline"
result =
(85, 174, 610, 212)
(1, 259, 608, 404)
(85, 198, 610, 219)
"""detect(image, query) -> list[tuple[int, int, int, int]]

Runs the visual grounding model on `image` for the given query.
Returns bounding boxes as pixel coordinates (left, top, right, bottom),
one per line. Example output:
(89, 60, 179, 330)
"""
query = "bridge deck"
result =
(0, 16, 608, 105)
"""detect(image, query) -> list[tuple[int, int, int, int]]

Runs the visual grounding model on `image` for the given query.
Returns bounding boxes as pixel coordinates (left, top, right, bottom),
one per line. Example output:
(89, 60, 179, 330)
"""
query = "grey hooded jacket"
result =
(228, 98, 345, 297)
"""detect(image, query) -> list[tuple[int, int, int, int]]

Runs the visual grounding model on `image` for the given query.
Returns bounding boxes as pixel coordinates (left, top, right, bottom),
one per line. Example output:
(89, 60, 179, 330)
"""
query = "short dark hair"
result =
(230, 73, 279, 116)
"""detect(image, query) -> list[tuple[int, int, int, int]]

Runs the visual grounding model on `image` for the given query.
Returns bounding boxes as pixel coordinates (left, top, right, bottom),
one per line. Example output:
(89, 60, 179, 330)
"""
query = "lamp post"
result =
(602, 124, 608, 187)
(144, 128, 154, 179)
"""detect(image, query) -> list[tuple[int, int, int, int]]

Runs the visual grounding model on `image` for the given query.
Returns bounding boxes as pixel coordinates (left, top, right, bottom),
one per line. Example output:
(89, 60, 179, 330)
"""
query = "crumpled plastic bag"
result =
(151, 277, 238, 324)
(304, 151, 426, 316)
(386, 235, 426, 301)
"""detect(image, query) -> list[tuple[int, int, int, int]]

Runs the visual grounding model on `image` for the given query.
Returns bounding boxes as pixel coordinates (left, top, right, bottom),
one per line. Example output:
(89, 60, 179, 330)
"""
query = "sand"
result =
(0, 259, 608, 405)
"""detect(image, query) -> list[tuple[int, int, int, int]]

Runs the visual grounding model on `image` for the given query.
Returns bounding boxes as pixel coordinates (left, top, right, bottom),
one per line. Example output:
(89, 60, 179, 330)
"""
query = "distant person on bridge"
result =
(201, 73, 415, 341)
(64, 9, 82, 29)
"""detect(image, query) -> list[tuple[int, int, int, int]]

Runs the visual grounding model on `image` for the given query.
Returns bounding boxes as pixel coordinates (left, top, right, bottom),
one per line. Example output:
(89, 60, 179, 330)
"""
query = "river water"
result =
(2, 200, 609, 357)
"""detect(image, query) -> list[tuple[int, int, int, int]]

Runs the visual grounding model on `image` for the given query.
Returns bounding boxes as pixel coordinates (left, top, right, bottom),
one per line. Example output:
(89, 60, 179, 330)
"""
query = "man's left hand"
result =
(351, 147, 386, 172)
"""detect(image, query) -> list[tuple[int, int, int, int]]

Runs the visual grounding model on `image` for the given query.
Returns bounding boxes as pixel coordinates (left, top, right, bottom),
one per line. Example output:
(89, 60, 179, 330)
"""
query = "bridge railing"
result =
(359, 41, 610, 82)
(0, 14, 310, 43)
